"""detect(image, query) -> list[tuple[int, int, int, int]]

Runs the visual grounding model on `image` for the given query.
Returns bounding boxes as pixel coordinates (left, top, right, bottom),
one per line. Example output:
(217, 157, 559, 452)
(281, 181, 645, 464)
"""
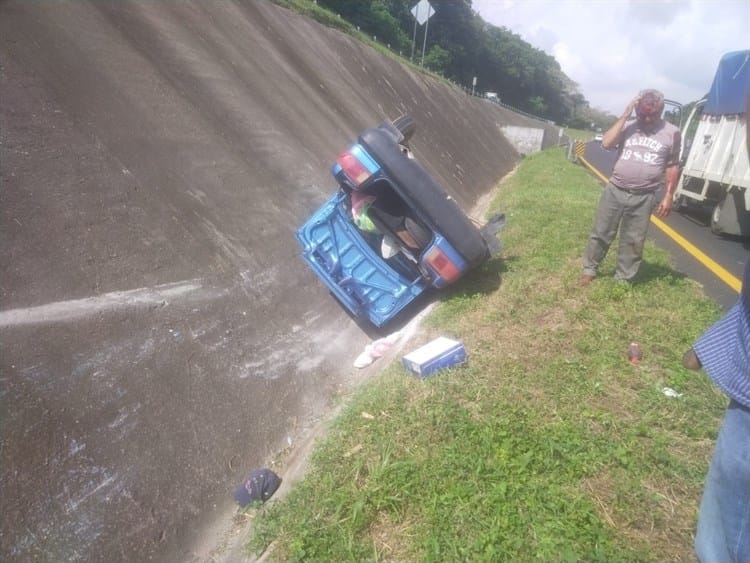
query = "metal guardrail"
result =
(459, 85, 558, 125)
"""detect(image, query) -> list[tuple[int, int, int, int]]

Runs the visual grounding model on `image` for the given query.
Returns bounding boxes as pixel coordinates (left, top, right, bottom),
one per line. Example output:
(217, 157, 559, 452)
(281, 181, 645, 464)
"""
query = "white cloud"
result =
(472, 0, 749, 115)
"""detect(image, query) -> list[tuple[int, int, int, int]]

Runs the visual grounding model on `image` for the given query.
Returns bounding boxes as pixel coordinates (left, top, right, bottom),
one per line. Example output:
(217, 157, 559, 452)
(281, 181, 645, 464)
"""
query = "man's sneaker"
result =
(579, 274, 595, 286)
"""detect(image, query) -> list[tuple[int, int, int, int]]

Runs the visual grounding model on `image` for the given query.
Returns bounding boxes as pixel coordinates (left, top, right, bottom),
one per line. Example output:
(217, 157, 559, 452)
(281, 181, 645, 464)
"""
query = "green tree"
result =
(528, 95, 548, 116)
(423, 44, 451, 73)
(304, 0, 594, 124)
(316, 0, 410, 52)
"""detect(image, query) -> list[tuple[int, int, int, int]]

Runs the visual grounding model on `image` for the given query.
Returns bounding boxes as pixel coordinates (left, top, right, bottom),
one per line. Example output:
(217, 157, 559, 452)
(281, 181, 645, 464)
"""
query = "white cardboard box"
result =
(401, 337, 467, 378)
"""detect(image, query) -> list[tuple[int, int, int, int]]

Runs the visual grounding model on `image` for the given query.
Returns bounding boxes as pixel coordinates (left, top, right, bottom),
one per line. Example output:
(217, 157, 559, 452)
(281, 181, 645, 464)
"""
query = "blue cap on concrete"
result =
(233, 468, 282, 508)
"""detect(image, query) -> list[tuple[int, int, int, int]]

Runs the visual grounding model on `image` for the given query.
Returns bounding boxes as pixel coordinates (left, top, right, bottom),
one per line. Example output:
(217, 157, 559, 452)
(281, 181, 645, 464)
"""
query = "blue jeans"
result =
(695, 400, 750, 562)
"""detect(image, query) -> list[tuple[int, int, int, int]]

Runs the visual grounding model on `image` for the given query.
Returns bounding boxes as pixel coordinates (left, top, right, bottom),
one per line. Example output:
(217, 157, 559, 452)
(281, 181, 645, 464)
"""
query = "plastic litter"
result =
(627, 342, 642, 365)
(343, 444, 363, 458)
(350, 191, 377, 233)
(353, 330, 403, 368)
(662, 387, 683, 398)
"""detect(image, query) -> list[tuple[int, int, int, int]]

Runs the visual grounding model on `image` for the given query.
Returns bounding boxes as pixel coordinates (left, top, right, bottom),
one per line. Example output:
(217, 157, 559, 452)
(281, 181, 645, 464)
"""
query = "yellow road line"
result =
(578, 154, 742, 293)
(649, 217, 741, 292)
(579, 155, 609, 183)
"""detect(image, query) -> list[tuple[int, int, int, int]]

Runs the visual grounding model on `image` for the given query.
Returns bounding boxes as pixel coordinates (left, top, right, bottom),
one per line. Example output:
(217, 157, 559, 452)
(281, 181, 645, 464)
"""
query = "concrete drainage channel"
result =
(0, 1, 559, 560)
(204, 309, 430, 563)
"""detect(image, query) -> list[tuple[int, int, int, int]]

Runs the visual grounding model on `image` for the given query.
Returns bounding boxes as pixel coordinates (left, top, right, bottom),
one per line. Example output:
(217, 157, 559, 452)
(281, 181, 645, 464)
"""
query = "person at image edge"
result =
(683, 90, 750, 563)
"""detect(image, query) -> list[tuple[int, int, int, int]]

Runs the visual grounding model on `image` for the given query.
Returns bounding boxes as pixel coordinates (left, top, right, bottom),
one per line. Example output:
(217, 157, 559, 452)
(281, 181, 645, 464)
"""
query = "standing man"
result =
(580, 89, 681, 285)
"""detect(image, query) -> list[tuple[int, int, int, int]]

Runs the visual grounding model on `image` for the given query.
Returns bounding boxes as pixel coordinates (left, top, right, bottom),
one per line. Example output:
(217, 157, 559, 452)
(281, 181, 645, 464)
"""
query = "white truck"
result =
(673, 50, 750, 236)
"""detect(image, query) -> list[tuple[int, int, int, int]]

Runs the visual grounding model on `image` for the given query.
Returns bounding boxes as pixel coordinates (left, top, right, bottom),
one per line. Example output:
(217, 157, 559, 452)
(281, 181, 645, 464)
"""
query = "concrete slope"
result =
(0, 1, 561, 561)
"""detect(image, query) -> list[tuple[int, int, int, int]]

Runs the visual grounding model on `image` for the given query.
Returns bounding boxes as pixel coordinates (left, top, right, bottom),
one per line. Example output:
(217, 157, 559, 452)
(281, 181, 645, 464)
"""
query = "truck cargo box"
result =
(675, 50, 750, 236)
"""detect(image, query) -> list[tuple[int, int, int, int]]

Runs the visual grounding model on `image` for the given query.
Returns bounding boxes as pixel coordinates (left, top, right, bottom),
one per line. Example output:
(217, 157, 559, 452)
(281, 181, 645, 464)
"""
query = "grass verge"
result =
(564, 128, 599, 141)
(246, 147, 727, 561)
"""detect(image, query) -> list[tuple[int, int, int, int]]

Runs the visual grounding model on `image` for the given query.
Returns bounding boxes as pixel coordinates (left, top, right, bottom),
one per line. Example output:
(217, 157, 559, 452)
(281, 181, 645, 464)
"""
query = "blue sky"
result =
(472, 0, 749, 114)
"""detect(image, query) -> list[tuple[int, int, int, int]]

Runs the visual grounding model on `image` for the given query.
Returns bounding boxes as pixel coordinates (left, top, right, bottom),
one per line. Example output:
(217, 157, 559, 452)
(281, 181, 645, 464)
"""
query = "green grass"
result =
(246, 148, 728, 561)
(269, 0, 358, 34)
(562, 127, 597, 141)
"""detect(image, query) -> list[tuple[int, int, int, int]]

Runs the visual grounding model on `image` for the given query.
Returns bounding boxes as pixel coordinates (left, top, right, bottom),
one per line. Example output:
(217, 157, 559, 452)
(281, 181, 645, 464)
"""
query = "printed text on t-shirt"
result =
(621, 134, 664, 165)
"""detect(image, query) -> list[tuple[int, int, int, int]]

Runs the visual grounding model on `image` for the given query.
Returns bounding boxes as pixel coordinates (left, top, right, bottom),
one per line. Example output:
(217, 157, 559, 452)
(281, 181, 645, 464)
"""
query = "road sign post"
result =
(410, 0, 434, 66)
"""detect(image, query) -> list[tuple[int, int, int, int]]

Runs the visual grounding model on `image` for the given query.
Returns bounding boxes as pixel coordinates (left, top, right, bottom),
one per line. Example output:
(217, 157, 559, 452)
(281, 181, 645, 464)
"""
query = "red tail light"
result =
(424, 247, 461, 283)
(337, 151, 372, 186)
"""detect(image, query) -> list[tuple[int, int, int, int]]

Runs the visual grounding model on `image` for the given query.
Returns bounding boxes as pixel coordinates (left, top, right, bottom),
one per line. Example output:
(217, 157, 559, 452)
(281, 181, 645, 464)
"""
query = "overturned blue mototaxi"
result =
(296, 117, 504, 327)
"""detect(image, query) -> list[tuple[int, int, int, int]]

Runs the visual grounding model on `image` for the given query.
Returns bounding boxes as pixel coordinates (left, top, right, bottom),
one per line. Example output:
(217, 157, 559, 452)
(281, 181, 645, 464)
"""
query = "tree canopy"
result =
(314, 0, 616, 127)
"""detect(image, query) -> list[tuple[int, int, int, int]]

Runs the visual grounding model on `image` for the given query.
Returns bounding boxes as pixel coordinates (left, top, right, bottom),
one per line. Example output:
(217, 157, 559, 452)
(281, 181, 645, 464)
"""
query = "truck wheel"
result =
(392, 115, 416, 143)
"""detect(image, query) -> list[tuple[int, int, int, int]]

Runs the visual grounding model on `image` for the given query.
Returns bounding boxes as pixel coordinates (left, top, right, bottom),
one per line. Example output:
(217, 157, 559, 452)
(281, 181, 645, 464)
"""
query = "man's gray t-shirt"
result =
(610, 119, 681, 191)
